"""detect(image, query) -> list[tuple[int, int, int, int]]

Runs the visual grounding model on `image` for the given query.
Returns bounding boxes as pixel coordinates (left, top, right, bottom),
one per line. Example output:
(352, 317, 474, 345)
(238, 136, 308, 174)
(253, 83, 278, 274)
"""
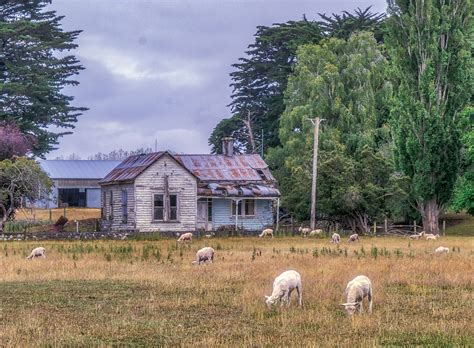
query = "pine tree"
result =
(386, 0, 473, 233)
(0, 0, 86, 157)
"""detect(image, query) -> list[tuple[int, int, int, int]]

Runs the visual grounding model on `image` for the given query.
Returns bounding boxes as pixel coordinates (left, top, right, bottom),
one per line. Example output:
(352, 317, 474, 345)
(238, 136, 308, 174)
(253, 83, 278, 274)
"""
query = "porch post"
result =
(234, 198, 241, 230)
(276, 198, 280, 233)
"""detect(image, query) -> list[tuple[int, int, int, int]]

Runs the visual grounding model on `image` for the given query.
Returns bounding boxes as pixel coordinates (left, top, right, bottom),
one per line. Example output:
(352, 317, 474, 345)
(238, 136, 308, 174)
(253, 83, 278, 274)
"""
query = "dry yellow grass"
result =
(16, 208, 101, 222)
(0, 236, 472, 346)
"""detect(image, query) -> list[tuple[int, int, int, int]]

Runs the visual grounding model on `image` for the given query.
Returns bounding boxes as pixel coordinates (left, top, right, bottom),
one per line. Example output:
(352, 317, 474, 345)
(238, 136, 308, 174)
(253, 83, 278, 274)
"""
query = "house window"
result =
(153, 193, 179, 221)
(102, 191, 106, 219)
(170, 194, 178, 221)
(121, 190, 128, 224)
(109, 191, 113, 220)
(153, 194, 164, 220)
(232, 199, 255, 217)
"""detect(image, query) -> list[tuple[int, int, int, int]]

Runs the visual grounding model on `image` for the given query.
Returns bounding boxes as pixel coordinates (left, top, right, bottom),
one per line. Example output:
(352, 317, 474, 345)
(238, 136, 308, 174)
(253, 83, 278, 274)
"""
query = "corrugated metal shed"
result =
(39, 160, 121, 180)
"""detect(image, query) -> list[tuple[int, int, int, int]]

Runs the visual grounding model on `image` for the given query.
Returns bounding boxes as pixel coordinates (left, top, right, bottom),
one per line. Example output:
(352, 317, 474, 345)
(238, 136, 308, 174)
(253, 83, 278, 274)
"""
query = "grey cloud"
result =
(47, 0, 386, 159)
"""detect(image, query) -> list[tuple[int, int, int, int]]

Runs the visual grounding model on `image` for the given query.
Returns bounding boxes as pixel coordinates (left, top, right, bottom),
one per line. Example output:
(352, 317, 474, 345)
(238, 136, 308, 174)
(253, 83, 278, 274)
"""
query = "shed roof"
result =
(39, 160, 121, 180)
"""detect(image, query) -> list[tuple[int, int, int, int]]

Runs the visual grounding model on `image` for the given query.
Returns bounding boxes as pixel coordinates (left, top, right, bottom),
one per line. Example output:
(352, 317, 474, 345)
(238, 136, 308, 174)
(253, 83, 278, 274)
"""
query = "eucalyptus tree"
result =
(268, 32, 404, 231)
(385, 0, 473, 233)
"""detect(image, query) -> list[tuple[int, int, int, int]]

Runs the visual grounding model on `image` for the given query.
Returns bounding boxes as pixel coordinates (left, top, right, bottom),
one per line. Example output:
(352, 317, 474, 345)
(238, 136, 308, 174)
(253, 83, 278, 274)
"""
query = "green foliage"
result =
(0, 157, 52, 230)
(269, 32, 405, 231)
(385, 0, 473, 231)
(208, 7, 385, 154)
(451, 108, 474, 215)
(0, 0, 87, 156)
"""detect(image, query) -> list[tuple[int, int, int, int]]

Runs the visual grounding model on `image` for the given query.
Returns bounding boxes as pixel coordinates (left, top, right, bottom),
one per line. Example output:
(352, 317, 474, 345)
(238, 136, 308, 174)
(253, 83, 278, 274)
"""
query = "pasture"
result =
(0, 236, 472, 346)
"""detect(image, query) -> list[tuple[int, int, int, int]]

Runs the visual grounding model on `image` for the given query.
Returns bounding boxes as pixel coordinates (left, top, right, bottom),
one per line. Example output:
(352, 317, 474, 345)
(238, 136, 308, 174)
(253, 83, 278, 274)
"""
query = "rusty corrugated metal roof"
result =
(174, 154, 275, 182)
(197, 182, 280, 197)
(99, 152, 165, 185)
(99, 152, 278, 194)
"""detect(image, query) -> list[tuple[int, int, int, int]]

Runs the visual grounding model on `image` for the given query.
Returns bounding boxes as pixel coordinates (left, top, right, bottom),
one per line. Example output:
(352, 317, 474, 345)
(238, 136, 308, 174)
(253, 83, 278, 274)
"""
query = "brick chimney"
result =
(222, 137, 234, 156)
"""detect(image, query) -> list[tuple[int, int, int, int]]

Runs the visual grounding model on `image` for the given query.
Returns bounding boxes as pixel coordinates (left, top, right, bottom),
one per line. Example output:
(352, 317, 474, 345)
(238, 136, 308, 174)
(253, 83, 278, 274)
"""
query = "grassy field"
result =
(0, 236, 472, 346)
(16, 208, 101, 222)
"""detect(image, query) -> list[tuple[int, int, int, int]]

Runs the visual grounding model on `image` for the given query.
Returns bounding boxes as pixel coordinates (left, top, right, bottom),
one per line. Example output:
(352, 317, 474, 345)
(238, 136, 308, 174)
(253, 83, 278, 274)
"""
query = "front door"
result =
(197, 200, 209, 230)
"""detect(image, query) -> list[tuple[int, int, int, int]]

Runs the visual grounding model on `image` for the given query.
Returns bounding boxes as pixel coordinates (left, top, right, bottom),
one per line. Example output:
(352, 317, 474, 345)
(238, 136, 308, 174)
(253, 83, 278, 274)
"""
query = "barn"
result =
(37, 160, 121, 208)
(99, 139, 280, 232)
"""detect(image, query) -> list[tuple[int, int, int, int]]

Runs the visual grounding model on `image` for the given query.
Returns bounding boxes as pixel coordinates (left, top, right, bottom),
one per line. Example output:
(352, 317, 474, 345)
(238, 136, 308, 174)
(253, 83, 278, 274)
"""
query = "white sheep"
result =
(341, 275, 373, 315)
(192, 247, 215, 265)
(177, 232, 193, 243)
(27, 247, 46, 260)
(434, 246, 449, 254)
(348, 233, 360, 242)
(265, 270, 302, 309)
(204, 232, 215, 238)
(259, 228, 273, 238)
(425, 234, 440, 241)
(298, 226, 311, 237)
(330, 233, 341, 244)
(309, 229, 323, 237)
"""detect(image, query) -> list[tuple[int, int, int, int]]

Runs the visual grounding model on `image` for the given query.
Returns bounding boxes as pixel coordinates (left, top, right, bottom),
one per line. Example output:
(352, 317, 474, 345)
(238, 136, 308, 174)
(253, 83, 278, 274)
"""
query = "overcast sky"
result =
(47, 0, 386, 159)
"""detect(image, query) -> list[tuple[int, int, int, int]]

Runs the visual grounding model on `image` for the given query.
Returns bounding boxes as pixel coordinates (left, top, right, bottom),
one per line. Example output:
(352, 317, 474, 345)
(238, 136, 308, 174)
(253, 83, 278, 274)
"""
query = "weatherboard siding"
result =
(134, 154, 197, 232)
(212, 199, 274, 231)
(102, 183, 135, 231)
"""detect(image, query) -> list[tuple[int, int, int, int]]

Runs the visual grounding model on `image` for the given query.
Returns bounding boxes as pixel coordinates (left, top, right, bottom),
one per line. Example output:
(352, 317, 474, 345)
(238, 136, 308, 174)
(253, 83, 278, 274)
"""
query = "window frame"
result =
(152, 193, 179, 222)
(231, 199, 256, 217)
(121, 189, 128, 224)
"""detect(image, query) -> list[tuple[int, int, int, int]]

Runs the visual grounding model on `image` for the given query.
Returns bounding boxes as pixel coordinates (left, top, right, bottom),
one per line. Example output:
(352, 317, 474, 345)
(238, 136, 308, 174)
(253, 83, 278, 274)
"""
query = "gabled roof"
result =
(99, 152, 166, 185)
(99, 152, 276, 185)
(39, 160, 121, 180)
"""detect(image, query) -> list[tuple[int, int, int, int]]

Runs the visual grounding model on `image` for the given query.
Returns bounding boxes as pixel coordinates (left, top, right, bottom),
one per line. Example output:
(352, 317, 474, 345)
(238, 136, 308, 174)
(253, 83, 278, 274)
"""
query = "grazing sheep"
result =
(192, 247, 215, 265)
(425, 234, 440, 241)
(177, 232, 193, 243)
(259, 228, 273, 238)
(434, 246, 449, 254)
(348, 233, 359, 242)
(204, 232, 215, 238)
(27, 247, 46, 260)
(298, 226, 311, 237)
(309, 229, 323, 237)
(330, 233, 341, 244)
(265, 270, 302, 309)
(341, 275, 373, 315)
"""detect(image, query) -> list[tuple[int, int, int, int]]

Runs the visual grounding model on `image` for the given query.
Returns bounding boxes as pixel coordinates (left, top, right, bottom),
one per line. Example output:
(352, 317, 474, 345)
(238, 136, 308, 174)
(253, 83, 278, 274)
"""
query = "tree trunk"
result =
(420, 198, 440, 234)
(242, 111, 256, 153)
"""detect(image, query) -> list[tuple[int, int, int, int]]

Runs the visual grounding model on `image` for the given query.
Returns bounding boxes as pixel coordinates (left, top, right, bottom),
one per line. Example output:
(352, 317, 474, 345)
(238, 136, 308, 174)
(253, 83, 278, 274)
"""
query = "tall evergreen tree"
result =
(0, 0, 86, 157)
(386, 0, 473, 233)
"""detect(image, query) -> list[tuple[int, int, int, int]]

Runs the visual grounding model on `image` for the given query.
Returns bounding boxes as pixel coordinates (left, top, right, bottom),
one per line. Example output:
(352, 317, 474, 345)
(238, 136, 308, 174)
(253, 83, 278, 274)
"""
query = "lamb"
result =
(309, 229, 323, 237)
(330, 233, 341, 244)
(348, 233, 360, 242)
(26, 247, 46, 260)
(192, 247, 215, 265)
(259, 228, 273, 238)
(425, 234, 440, 241)
(298, 226, 311, 237)
(265, 270, 302, 309)
(341, 275, 373, 315)
(434, 246, 449, 254)
(177, 232, 193, 243)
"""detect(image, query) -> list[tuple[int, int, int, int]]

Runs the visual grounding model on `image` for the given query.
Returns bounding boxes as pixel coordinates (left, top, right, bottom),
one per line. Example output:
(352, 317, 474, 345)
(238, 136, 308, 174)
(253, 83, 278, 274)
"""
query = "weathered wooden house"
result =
(99, 138, 280, 232)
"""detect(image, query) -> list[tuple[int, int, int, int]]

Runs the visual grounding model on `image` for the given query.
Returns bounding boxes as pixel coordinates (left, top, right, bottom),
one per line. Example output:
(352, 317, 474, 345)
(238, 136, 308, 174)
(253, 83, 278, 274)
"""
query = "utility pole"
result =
(309, 117, 323, 230)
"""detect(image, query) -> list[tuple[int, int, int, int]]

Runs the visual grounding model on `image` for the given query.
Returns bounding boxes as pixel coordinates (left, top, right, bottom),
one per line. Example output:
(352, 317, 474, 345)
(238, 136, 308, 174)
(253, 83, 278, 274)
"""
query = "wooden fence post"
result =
(443, 220, 446, 236)
(373, 222, 376, 235)
(290, 216, 294, 236)
(49, 209, 52, 223)
(413, 221, 416, 234)
(384, 219, 387, 234)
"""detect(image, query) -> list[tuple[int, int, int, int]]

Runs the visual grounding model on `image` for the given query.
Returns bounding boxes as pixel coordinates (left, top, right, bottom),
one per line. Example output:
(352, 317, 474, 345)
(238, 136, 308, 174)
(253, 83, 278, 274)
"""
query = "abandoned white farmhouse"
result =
(99, 139, 280, 232)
